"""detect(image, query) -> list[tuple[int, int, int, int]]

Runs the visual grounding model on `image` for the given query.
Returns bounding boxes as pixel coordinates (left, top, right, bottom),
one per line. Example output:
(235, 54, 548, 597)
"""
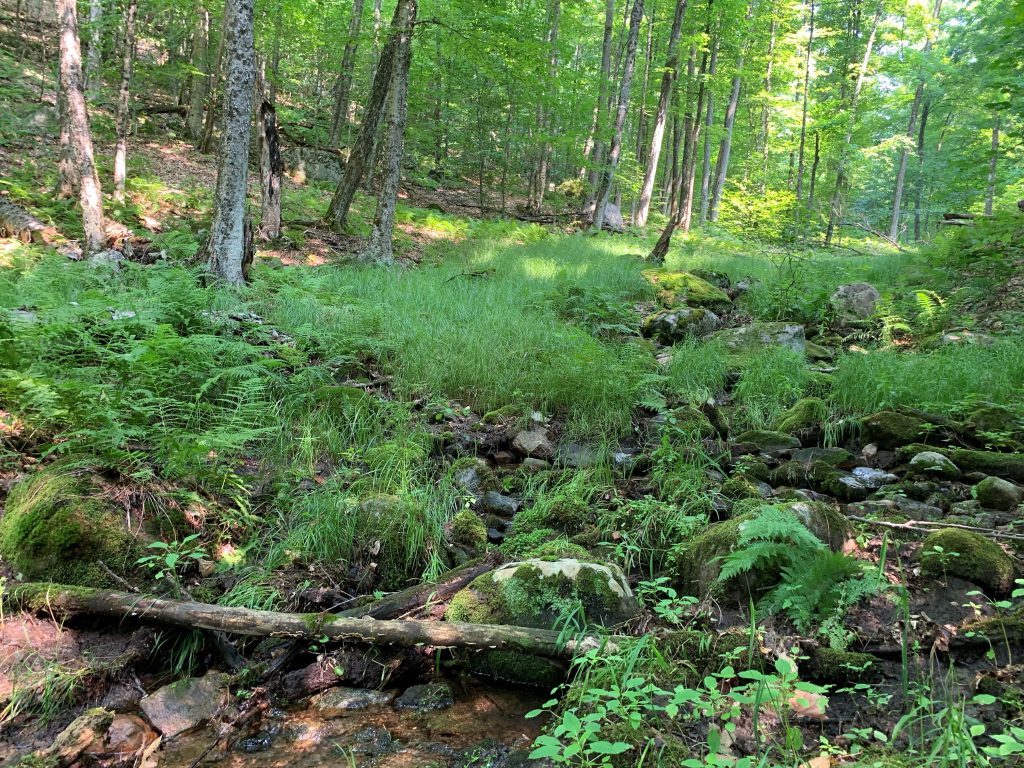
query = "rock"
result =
(829, 283, 880, 323)
(791, 447, 857, 467)
(555, 442, 600, 468)
(315, 687, 393, 715)
(641, 269, 732, 310)
(720, 475, 773, 501)
(654, 406, 718, 439)
(849, 466, 899, 489)
(139, 671, 230, 737)
(479, 491, 521, 516)
(919, 529, 1016, 595)
(786, 500, 853, 551)
(846, 498, 944, 522)
(712, 322, 805, 355)
(90, 714, 158, 757)
(512, 429, 555, 459)
(908, 451, 961, 478)
(522, 457, 550, 471)
(450, 509, 488, 548)
(355, 496, 431, 589)
(690, 269, 732, 290)
(282, 146, 342, 184)
(807, 462, 873, 502)
(641, 306, 722, 343)
(769, 461, 808, 488)
(898, 444, 1024, 483)
(975, 476, 1023, 511)
(805, 341, 834, 361)
(735, 430, 801, 453)
(601, 203, 626, 232)
(393, 683, 454, 712)
(451, 459, 493, 495)
(939, 329, 993, 346)
(860, 411, 932, 450)
(774, 398, 827, 435)
(99, 684, 144, 714)
(964, 404, 1022, 444)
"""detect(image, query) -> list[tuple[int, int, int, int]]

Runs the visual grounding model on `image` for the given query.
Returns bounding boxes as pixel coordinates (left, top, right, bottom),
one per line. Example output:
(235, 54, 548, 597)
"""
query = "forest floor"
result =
(3, 39, 1024, 768)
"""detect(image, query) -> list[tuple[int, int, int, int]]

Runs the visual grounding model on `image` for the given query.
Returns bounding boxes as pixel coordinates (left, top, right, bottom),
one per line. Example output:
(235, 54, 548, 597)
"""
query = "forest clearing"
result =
(1, 0, 1023, 766)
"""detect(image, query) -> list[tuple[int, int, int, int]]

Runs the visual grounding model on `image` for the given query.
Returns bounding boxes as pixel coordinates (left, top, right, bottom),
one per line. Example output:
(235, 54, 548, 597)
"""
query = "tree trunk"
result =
(808, 129, 820, 209)
(985, 116, 1000, 217)
(585, 0, 616, 203)
(757, 11, 776, 190)
(681, 27, 710, 232)
(57, 0, 105, 255)
(913, 99, 930, 240)
(0, 200, 56, 244)
(697, 32, 718, 225)
(794, 0, 815, 210)
(199, 2, 228, 153)
(358, 0, 416, 264)
(185, 2, 210, 140)
(825, 4, 882, 246)
(529, 0, 561, 213)
(205, 0, 256, 285)
(636, 0, 688, 227)
(325, 8, 399, 231)
(593, 0, 644, 232)
(257, 98, 283, 240)
(85, 0, 102, 95)
(329, 0, 366, 146)
(5, 582, 613, 660)
(112, 0, 138, 202)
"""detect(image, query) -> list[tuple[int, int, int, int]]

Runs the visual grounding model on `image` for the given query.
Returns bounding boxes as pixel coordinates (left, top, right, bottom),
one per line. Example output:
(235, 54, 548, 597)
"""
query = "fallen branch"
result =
(840, 221, 909, 253)
(0, 198, 55, 244)
(848, 516, 1024, 542)
(5, 583, 611, 659)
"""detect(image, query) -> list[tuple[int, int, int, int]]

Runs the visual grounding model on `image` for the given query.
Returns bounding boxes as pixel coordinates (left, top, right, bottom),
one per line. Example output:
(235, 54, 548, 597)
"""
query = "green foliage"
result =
(733, 347, 812, 431)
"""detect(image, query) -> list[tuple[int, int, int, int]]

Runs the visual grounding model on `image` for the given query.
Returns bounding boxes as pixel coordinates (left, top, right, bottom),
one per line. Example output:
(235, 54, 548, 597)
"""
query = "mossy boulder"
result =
(785, 500, 853, 551)
(964, 404, 1024, 446)
(773, 398, 827, 436)
(656, 406, 718, 439)
(804, 648, 881, 685)
(355, 495, 433, 589)
(791, 447, 857, 468)
(975, 476, 1023, 511)
(920, 529, 1016, 595)
(860, 411, 932, 450)
(641, 307, 722, 344)
(907, 451, 961, 479)
(450, 509, 487, 549)
(721, 475, 771, 501)
(735, 430, 801, 453)
(509, 494, 590, 537)
(0, 466, 134, 586)
(897, 444, 1024, 483)
(711, 322, 805, 356)
(769, 461, 808, 488)
(641, 269, 732, 311)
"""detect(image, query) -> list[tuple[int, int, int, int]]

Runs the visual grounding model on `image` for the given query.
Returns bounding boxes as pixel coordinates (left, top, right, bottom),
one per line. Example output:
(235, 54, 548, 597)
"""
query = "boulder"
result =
(791, 447, 857, 467)
(282, 146, 342, 184)
(908, 451, 961, 479)
(712, 322, 805, 355)
(555, 442, 601, 469)
(602, 203, 626, 232)
(975, 476, 1023, 511)
(479, 491, 521, 516)
(735, 430, 801, 453)
(897, 444, 1024, 483)
(919, 529, 1016, 595)
(450, 509, 488, 549)
(860, 411, 932, 450)
(393, 683, 454, 713)
(139, 671, 231, 737)
(773, 398, 827, 435)
(315, 687, 393, 716)
(512, 429, 555, 459)
(641, 269, 732, 311)
(641, 307, 722, 344)
(829, 283, 880, 323)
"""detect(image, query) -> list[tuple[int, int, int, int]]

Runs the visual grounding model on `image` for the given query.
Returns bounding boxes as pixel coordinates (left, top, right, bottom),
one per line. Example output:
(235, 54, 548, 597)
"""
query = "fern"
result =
(718, 505, 825, 582)
(764, 550, 868, 634)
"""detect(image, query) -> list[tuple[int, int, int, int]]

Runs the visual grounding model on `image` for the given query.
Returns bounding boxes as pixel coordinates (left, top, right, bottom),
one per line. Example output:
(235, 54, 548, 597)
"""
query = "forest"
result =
(0, 0, 1023, 766)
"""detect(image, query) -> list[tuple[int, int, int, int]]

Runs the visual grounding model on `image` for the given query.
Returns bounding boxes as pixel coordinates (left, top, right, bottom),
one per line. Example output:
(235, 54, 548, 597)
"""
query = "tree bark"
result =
(697, 31, 718, 225)
(199, 2, 228, 153)
(257, 98, 283, 240)
(205, 0, 256, 285)
(185, 2, 211, 141)
(325, 6, 399, 231)
(913, 99, 930, 240)
(5, 583, 609, 660)
(112, 0, 138, 202)
(329, 0, 366, 146)
(585, 0, 616, 203)
(636, 0, 688, 227)
(57, 0, 105, 255)
(757, 10, 776, 190)
(529, 0, 561, 213)
(985, 116, 1000, 217)
(794, 0, 814, 217)
(593, 0, 644, 231)
(358, 0, 416, 264)
(0, 200, 55, 244)
(85, 0, 102, 95)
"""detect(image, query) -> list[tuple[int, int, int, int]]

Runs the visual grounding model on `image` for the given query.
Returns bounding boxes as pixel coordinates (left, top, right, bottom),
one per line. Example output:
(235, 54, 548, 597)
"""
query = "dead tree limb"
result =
(848, 516, 1024, 542)
(5, 583, 612, 659)
(0, 199, 55, 243)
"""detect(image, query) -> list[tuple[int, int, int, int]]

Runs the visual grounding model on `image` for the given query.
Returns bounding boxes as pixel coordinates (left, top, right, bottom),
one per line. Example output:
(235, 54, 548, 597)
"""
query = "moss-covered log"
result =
(4, 582, 612, 659)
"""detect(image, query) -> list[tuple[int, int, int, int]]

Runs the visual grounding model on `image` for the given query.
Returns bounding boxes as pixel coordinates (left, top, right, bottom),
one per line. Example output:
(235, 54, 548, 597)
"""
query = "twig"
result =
(848, 516, 1024, 542)
(443, 269, 493, 284)
(97, 560, 140, 592)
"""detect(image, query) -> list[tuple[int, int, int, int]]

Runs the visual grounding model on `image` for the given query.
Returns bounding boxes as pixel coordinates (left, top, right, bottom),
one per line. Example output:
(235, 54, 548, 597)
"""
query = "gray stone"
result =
(139, 671, 230, 737)
(735, 430, 801, 453)
(712, 322, 806, 355)
(512, 429, 555, 459)
(829, 283, 880, 322)
(908, 451, 960, 478)
(847, 499, 944, 521)
(601, 203, 626, 232)
(641, 307, 722, 344)
(556, 442, 600, 468)
(479, 491, 520, 516)
(315, 687, 393, 715)
(522, 457, 550, 472)
(975, 476, 1023, 511)
(394, 683, 454, 712)
(792, 447, 856, 467)
(850, 466, 899, 490)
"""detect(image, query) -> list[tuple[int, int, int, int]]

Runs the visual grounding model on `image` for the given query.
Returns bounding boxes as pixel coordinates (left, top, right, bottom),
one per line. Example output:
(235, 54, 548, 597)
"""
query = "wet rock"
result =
(712, 322, 805, 355)
(487, 528, 505, 544)
(139, 671, 230, 737)
(792, 446, 856, 467)
(512, 429, 555, 459)
(642, 306, 722, 343)
(394, 683, 455, 713)
(898, 444, 1024, 483)
(641, 268, 732, 310)
(829, 283, 880, 323)
(237, 735, 273, 753)
(860, 411, 931, 450)
(735, 430, 801, 453)
(315, 686, 393, 715)
(920, 529, 1016, 595)
(352, 725, 396, 756)
(555, 442, 599, 468)
(908, 451, 960, 478)
(99, 684, 143, 714)
(849, 466, 899, 489)
(91, 714, 158, 758)
(975, 476, 1023, 511)
(479, 491, 520, 516)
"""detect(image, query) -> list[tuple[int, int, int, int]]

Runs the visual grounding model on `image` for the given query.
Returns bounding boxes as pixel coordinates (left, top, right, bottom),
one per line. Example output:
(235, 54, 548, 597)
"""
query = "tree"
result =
(113, 0, 139, 202)
(185, 2, 211, 141)
(329, 0, 367, 146)
(57, 0, 105, 255)
(358, 0, 417, 264)
(205, 0, 256, 285)
(85, 0, 103, 95)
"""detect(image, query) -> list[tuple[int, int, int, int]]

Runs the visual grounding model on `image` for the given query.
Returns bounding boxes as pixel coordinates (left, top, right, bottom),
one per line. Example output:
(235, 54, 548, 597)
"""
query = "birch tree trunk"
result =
(636, 0, 688, 227)
(984, 116, 1000, 217)
(185, 3, 211, 140)
(199, 3, 228, 153)
(359, 0, 416, 264)
(329, 0, 366, 146)
(205, 0, 256, 285)
(697, 32, 718, 225)
(593, 0, 644, 232)
(57, 0, 105, 255)
(113, 0, 138, 202)
(85, 0, 102, 95)
(794, 0, 815, 213)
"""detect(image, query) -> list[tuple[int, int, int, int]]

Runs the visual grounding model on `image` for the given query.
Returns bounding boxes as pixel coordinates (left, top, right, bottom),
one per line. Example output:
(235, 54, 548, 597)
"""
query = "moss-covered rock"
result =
(773, 398, 827, 435)
(919, 528, 1016, 595)
(720, 475, 771, 501)
(733, 455, 771, 482)
(450, 509, 487, 549)
(355, 495, 434, 589)
(641, 269, 732, 311)
(509, 493, 590, 537)
(860, 411, 932, 450)
(897, 444, 1024, 483)
(804, 648, 881, 685)
(964, 404, 1024, 446)
(711, 322, 806, 356)
(807, 461, 871, 502)
(641, 307, 722, 344)
(734, 430, 801, 453)
(791, 447, 857, 467)
(907, 450, 961, 478)
(769, 461, 808, 488)
(785, 500, 852, 551)
(975, 476, 1023, 511)
(0, 466, 134, 586)
(658, 406, 718, 439)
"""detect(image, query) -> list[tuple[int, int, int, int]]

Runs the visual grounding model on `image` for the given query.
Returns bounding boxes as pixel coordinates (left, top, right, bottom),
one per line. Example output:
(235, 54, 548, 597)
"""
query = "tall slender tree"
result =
(329, 0, 367, 146)
(113, 0, 139, 202)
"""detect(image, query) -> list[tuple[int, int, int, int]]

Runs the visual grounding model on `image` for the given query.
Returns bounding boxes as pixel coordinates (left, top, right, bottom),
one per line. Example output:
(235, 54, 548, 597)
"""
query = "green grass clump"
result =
(732, 346, 812, 431)
(664, 339, 729, 404)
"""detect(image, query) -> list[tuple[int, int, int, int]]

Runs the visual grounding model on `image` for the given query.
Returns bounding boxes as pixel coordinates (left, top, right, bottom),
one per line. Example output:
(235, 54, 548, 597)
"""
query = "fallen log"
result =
(5, 583, 612, 659)
(0, 198, 55, 244)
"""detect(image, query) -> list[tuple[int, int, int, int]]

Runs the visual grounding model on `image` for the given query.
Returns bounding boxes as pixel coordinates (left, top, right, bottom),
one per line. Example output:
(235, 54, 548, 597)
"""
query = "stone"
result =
(139, 671, 230, 737)
(512, 429, 555, 459)
(393, 683, 454, 712)
(601, 203, 626, 232)
(829, 283, 880, 323)
(849, 466, 899, 489)
(897, 444, 1024, 483)
(908, 451, 961, 478)
(860, 411, 931, 450)
(712, 322, 805, 355)
(846, 498, 944, 522)
(939, 329, 993, 346)
(522, 457, 550, 471)
(975, 476, 1023, 511)
(805, 341, 834, 361)
(555, 442, 600, 468)
(452, 460, 490, 494)
(735, 430, 801, 453)
(773, 398, 826, 435)
(641, 306, 722, 344)
(920, 529, 1016, 595)
(479, 491, 521, 516)
(792, 447, 857, 467)
(315, 687, 393, 715)
(90, 714, 158, 757)
(641, 269, 732, 310)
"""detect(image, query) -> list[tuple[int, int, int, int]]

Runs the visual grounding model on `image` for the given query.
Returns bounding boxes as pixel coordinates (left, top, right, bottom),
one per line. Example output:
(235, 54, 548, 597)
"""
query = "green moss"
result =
(734, 430, 801, 452)
(5, 583, 101, 613)
(481, 404, 524, 425)
(860, 411, 931, 449)
(659, 628, 763, 680)
(460, 649, 566, 688)
(353, 495, 434, 589)
(671, 514, 750, 598)
(720, 475, 767, 501)
(897, 444, 1024, 483)
(0, 467, 134, 586)
(785, 500, 852, 551)
(920, 528, 1016, 595)
(499, 528, 559, 558)
(774, 398, 827, 435)
(451, 509, 487, 549)
(510, 495, 590, 536)
(769, 461, 808, 488)
(805, 648, 880, 684)
(641, 269, 732, 310)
